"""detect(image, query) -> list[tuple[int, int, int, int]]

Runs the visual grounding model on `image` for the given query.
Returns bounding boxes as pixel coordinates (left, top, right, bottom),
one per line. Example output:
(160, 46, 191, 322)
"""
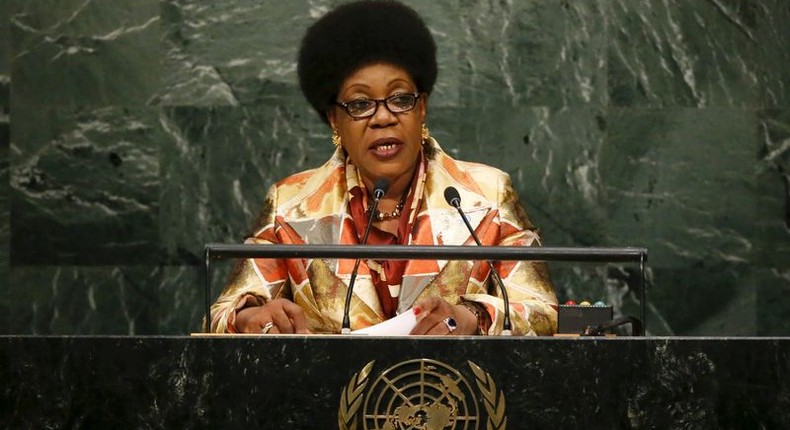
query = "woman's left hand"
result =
(409, 296, 478, 336)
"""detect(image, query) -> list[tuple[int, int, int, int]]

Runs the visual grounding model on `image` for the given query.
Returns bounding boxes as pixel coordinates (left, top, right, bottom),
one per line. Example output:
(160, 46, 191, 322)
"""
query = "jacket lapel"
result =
(397, 145, 494, 312)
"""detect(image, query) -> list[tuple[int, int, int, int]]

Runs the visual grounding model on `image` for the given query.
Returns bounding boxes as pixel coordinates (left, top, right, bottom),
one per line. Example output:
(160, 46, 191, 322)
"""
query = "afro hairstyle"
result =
(297, 0, 437, 124)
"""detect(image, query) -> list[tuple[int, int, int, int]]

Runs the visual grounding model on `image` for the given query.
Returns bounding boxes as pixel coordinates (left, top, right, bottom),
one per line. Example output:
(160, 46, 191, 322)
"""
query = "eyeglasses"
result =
(335, 93, 421, 119)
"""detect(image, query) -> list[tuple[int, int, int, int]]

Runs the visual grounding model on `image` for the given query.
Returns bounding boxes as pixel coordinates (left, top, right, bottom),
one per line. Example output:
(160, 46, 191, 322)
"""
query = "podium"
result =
(3, 335, 789, 428)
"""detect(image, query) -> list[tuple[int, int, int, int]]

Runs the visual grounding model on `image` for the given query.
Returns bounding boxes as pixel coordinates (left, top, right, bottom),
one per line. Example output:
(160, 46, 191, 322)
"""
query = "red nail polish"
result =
(413, 307, 421, 316)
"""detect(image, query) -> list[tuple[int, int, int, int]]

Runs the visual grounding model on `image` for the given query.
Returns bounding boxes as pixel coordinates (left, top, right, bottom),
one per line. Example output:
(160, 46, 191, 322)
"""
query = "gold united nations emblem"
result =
(338, 359, 507, 430)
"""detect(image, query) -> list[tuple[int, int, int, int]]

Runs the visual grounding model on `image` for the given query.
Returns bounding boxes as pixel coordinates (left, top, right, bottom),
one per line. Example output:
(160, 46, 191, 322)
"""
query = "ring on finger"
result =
(443, 317, 457, 334)
(261, 321, 275, 334)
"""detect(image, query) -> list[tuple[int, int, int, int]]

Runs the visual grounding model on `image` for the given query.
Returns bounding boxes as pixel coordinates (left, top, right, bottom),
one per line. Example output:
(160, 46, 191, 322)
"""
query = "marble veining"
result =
(1, 0, 789, 335)
(2, 336, 788, 428)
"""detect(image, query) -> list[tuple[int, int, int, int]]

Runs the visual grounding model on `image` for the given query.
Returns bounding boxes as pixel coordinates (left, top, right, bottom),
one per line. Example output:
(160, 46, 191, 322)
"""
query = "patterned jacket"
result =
(211, 138, 557, 335)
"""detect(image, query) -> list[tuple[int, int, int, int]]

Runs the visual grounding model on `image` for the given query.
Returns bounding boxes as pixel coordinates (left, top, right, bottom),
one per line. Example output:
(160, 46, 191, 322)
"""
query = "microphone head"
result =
(443, 186, 461, 208)
(373, 178, 390, 199)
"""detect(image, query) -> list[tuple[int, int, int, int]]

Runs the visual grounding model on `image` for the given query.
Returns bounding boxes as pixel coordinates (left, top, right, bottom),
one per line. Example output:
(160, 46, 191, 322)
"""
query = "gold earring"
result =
(421, 123, 430, 143)
(332, 129, 341, 147)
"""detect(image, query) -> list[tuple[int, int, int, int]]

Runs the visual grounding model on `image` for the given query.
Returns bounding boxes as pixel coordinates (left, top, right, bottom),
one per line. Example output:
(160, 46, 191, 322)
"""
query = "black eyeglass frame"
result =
(335, 92, 422, 119)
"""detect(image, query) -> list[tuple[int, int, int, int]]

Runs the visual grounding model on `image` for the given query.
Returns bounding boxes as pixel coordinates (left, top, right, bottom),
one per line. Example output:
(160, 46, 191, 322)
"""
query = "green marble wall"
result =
(2, 0, 788, 335)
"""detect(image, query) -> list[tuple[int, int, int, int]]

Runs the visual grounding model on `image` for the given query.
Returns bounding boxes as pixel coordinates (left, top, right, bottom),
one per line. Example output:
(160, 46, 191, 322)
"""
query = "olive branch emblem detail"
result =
(339, 359, 506, 430)
(338, 360, 374, 430)
(469, 361, 507, 430)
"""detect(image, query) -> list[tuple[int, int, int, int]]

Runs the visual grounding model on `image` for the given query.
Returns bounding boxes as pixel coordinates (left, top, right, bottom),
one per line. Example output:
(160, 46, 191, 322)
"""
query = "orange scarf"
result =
(346, 153, 425, 318)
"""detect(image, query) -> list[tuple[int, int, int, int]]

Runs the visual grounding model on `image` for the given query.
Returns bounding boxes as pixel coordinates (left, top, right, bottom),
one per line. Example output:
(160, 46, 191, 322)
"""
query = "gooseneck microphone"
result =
(341, 178, 390, 334)
(444, 186, 513, 335)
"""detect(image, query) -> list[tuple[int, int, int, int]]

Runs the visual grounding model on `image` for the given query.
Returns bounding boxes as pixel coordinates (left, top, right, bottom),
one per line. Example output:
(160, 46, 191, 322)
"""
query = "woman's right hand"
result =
(234, 298, 311, 334)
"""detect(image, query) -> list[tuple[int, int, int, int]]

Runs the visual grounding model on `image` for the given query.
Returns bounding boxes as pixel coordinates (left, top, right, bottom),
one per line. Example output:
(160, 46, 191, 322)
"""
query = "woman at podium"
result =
(210, 0, 557, 336)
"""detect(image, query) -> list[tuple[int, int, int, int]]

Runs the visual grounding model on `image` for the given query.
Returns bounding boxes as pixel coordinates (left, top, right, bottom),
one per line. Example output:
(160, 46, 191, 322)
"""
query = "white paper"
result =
(351, 309, 417, 336)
